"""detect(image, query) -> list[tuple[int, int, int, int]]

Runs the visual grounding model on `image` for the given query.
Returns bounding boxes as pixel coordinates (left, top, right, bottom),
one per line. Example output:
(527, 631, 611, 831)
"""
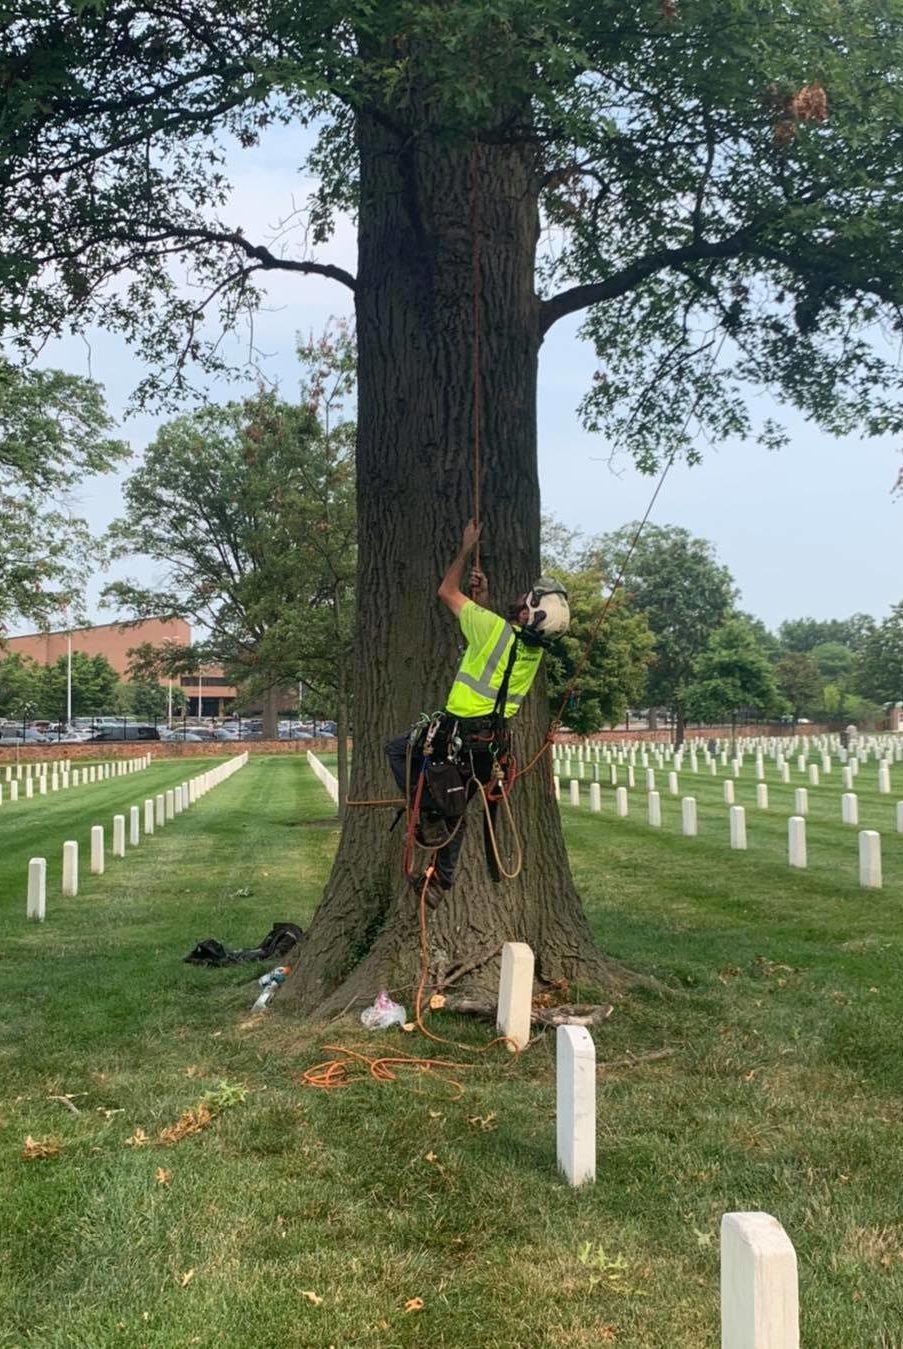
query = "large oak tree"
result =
(4, 1, 903, 1013)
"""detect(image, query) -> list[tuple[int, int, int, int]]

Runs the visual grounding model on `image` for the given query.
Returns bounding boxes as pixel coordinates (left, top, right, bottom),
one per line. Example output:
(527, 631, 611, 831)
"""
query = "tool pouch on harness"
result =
(425, 760, 468, 820)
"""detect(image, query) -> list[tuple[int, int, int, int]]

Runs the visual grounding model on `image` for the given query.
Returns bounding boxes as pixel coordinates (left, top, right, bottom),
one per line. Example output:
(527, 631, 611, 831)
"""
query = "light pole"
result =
(197, 665, 204, 721)
(167, 677, 173, 728)
(66, 630, 72, 729)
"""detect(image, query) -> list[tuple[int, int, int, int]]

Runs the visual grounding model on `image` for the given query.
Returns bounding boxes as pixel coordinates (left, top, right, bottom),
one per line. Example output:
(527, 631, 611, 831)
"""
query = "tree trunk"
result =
(334, 649, 350, 824)
(282, 121, 632, 1017)
(261, 686, 279, 740)
(674, 706, 686, 748)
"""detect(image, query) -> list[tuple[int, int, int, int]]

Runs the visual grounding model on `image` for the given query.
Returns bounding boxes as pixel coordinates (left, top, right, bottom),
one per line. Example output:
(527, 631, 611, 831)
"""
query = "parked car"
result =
(88, 725, 161, 742)
(162, 728, 204, 742)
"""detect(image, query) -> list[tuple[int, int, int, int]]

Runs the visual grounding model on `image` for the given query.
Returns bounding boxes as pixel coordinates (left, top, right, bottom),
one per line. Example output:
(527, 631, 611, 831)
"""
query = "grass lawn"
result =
(1, 752, 902, 1347)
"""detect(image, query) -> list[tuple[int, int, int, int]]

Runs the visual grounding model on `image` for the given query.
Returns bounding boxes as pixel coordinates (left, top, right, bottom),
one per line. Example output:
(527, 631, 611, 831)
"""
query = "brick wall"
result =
(0, 738, 340, 764)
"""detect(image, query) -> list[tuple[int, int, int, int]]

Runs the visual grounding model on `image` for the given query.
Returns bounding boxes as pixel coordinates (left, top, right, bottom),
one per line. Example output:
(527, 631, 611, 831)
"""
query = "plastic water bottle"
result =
(251, 965, 290, 1011)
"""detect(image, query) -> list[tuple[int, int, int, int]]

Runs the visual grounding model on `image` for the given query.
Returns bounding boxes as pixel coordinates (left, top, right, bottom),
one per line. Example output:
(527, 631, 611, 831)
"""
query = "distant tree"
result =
(774, 651, 823, 727)
(685, 619, 783, 743)
(734, 612, 781, 661)
(0, 360, 127, 634)
(105, 330, 356, 767)
(586, 525, 736, 744)
(0, 653, 43, 720)
(778, 614, 875, 653)
(543, 574, 654, 733)
(809, 641, 856, 680)
(856, 603, 903, 706)
(39, 652, 118, 718)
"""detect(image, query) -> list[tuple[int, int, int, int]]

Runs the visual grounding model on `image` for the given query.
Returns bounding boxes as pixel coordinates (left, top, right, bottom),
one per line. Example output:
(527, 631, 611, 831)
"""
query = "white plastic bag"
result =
(360, 989, 407, 1029)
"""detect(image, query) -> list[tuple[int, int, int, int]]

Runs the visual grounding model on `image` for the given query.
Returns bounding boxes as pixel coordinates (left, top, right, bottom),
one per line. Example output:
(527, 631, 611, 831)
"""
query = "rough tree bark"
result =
(282, 118, 632, 1016)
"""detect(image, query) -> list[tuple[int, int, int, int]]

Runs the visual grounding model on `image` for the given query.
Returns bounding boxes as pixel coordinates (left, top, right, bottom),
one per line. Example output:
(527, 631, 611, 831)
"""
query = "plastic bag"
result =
(360, 990, 407, 1030)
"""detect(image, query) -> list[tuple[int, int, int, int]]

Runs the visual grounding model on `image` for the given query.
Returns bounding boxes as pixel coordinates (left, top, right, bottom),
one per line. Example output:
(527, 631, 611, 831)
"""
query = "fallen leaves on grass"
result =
(125, 1127, 150, 1148)
(466, 1112, 497, 1132)
(403, 1297, 424, 1313)
(178, 1269, 195, 1288)
(428, 994, 446, 1010)
(300, 1291, 322, 1306)
(22, 1135, 61, 1161)
(159, 1102, 213, 1145)
(154, 1168, 173, 1186)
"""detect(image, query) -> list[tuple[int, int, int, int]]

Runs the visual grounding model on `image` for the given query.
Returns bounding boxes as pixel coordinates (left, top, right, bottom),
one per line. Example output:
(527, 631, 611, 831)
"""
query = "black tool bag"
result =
(425, 760, 468, 819)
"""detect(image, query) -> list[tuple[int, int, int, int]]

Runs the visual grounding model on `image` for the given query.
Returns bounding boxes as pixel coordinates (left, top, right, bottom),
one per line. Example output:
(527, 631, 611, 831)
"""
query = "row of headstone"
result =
(307, 749, 339, 805)
(553, 744, 897, 798)
(1, 754, 151, 806)
(492, 941, 799, 1344)
(564, 782, 894, 888)
(27, 753, 249, 919)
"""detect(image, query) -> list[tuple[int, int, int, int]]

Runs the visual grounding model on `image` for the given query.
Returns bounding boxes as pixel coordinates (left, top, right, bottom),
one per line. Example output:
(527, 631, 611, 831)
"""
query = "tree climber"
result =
(386, 519, 570, 905)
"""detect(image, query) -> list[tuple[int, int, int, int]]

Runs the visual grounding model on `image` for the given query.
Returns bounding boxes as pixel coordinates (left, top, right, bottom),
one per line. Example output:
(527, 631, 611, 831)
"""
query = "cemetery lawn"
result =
(1, 756, 902, 1347)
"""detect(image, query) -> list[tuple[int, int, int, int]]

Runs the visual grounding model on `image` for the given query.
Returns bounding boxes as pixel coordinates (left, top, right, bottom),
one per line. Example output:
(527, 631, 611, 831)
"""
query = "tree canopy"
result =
(0, 359, 127, 634)
(104, 333, 355, 740)
(4, 0, 903, 456)
(684, 617, 782, 724)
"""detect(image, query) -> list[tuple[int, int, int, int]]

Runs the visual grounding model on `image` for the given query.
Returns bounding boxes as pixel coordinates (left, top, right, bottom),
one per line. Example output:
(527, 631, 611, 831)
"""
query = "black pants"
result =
(385, 728, 499, 888)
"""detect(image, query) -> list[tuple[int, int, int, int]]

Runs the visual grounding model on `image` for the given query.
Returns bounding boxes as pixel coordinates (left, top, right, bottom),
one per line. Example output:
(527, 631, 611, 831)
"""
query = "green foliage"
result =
(584, 523, 737, 723)
(103, 328, 356, 719)
(778, 614, 876, 653)
(809, 640, 856, 679)
(0, 653, 43, 719)
(684, 618, 783, 723)
(774, 650, 823, 720)
(0, 360, 127, 632)
(39, 652, 119, 717)
(543, 572, 654, 732)
(856, 601, 903, 705)
(2, 0, 903, 469)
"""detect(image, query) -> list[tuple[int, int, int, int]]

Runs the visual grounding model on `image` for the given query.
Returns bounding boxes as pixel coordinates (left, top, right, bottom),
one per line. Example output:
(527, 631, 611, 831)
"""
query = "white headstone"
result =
(90, 825, 105, 874)
(27, 857, 47, 921)
(10, 781, 18, 803)
(496, 942, 534, 1053)
(25, 777, 33, 799)
(897, 801, 903, 835)
(589, 782, 601, 813)
(668, 771, 679, 796)
(155, 792, 166, 827)
(145, 798, 155, 834)
(556, 1025, 596, 1187)
(788, 817, 806, 869)
(62, 840, 78, 896)
(841, 766, 853, 790)
(720, 1211, 799, 1349)
(793, 788, 808, 816)
(730, 805, 747, 850)
(645, 768, 655, 792)
(553, 775, 560, 802)
(165, 789, 175, 821)
(807, 763, 819, 786)
(858, 830, 882, 889)
(841, 793, 858, 826)
(647, 790, 662, 827)
(756, 784, 768, 810)
(780, 763, 790, 784)
(878, 761, 891, 794)
(682, 797, 697, 836)
(615, 787, 628, 817)
(724, 780, 735, 805)
(129, 806, 140, 847)
(569, 780, 580, 807)
(112, 815, 125, 858)
(626, 766, 635, 789)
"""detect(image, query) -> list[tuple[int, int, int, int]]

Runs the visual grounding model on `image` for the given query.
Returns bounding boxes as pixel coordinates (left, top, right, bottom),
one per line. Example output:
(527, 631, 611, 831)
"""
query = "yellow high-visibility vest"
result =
(445, 600, 543, 720)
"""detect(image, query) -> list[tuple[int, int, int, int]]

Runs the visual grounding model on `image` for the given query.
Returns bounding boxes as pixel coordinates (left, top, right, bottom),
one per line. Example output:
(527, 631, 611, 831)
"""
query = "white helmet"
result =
(523, 576, 570, 642)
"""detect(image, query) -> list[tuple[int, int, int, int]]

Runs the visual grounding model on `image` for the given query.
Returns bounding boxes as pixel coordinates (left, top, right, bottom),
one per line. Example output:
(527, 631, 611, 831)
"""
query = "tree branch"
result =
(113, 226, 357, 292)
(539, 233, 757, 334)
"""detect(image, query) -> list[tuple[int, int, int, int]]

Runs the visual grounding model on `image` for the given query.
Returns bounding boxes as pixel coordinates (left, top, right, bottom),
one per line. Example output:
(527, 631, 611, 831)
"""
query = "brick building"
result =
(5, 618, 240, 718)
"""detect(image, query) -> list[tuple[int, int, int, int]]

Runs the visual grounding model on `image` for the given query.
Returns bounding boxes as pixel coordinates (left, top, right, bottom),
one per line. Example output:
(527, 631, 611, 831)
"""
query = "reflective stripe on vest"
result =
(448, 620, 522, 713)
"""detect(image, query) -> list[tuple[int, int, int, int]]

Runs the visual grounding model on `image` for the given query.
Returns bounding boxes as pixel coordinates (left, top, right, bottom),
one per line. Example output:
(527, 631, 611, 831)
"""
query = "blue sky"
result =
(20, 127, 901, 637)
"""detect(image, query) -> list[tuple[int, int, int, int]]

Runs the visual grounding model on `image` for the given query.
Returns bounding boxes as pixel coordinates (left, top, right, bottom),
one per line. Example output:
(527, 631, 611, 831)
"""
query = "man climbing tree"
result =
(3, 2, 903, 1015)
(386, 519, 569, 905)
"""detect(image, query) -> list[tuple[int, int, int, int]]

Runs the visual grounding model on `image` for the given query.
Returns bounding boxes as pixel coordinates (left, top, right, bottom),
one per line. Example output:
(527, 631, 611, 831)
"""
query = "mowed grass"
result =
(1, 753, 902, 1347)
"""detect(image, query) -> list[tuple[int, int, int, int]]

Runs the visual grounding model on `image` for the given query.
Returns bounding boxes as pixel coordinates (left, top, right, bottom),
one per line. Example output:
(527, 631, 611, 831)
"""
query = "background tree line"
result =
(3, 329, 902, 744)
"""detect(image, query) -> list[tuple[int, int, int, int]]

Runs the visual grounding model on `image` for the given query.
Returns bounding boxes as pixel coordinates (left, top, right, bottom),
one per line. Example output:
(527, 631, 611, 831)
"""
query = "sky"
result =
(16, 127, 901, 638)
